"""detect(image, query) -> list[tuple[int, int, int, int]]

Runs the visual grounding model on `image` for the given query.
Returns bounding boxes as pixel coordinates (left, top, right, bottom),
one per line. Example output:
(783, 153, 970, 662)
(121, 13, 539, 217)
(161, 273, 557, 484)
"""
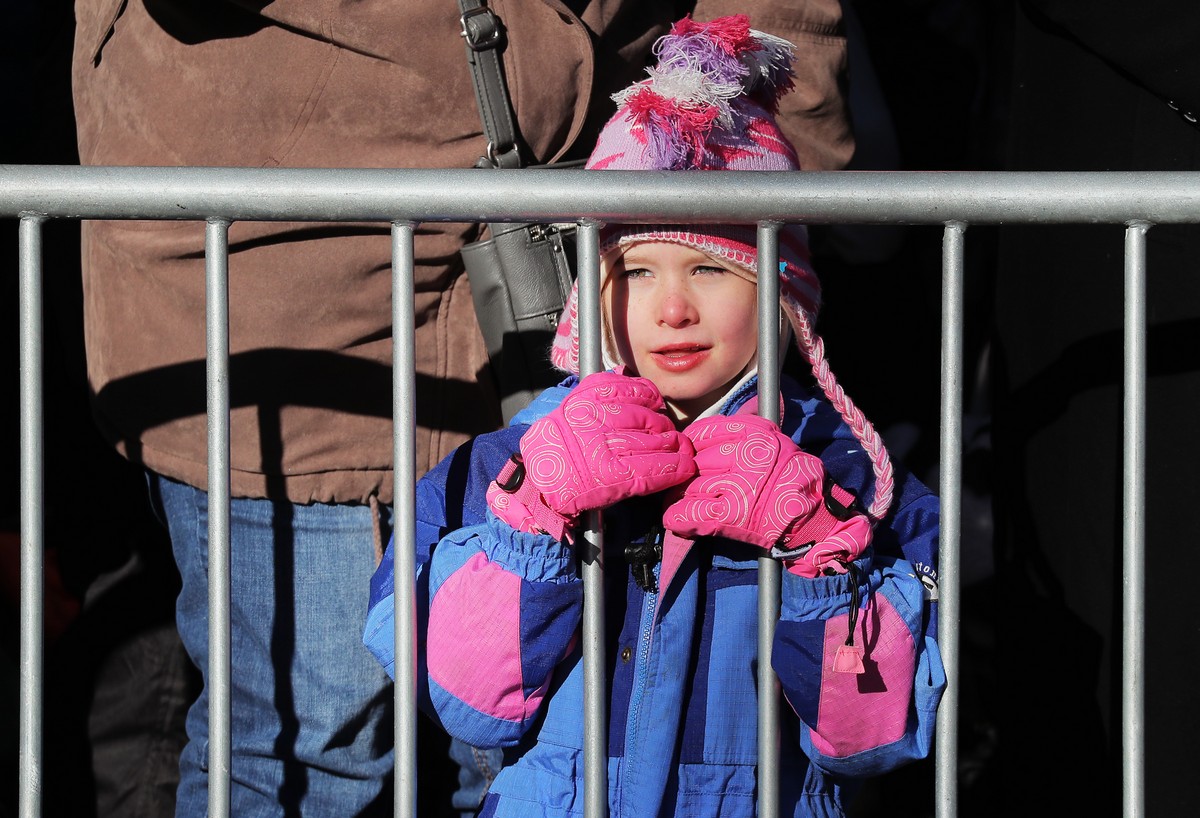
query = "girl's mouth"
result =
(649, 344, 710, 372)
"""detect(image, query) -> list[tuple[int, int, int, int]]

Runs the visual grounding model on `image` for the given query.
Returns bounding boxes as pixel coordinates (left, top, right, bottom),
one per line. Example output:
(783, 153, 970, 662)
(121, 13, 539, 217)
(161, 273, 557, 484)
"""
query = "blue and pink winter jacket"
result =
(364, 373, 945, 817)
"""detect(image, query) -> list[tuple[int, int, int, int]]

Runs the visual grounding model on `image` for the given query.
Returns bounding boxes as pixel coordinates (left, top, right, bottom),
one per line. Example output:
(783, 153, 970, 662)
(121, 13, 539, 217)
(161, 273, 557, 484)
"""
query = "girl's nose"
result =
(659, 284, 698, 327)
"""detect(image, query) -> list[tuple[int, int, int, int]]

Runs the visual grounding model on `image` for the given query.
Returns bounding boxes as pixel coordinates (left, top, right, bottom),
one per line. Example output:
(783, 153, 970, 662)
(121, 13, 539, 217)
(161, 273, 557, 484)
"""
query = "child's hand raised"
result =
(488, 371, 697, 539)
(663, 415, 872, 577)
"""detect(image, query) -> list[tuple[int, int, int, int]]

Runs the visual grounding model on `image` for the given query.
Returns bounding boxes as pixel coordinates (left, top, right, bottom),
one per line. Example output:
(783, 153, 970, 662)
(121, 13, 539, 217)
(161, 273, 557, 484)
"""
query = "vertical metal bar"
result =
(392, 222, 419, 818)
(205, 219, 232, 818)
(755, 223, 781, 818)
(576, 221, 609, 818)
(576, 222, 603, 378)
(18, 215, 46, 818)
(756, 224, 781, 417)
(1122, 222, 1148, 818)
(934, 222, 965, 818)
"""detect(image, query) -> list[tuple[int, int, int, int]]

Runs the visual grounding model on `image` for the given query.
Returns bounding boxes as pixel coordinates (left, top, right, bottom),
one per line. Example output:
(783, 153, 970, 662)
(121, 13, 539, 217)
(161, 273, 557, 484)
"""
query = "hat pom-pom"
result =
(741, 30, 796, 113)
(621, 87, 721, 170)
(610, 14, 797, 169)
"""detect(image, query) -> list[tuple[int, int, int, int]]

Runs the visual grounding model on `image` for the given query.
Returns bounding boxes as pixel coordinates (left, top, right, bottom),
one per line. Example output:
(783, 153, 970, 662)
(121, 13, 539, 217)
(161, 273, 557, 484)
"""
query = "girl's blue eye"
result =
(694, 265, 727, 276)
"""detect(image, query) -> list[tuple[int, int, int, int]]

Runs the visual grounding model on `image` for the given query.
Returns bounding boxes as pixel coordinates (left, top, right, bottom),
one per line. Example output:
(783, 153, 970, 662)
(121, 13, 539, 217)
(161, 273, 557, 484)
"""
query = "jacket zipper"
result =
(624, 571, 658, 753)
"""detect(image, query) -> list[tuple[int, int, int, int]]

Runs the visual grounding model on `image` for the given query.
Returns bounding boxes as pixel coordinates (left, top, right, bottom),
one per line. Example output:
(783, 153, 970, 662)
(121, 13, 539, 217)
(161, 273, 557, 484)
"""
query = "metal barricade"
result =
(7, 165, 1193, 818)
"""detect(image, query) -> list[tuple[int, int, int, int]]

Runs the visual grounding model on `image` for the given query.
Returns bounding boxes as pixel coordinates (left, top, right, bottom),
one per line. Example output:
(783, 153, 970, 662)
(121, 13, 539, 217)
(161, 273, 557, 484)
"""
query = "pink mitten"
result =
(488, 371, 697, 538)
(486, 455, 575, 540)
(663, 415, 872, 576)
(780, 506, 873, 579)
(525, 370, 697, 513)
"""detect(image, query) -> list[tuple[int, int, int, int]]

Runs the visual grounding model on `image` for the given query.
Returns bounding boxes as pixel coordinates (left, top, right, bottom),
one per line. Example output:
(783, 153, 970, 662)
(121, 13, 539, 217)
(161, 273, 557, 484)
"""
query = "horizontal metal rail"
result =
(4, 166, 1200, 224)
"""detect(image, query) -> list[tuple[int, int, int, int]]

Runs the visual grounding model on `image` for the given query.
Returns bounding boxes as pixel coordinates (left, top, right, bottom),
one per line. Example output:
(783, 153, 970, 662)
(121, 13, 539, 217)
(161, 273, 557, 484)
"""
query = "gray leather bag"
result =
(456, 0, 578, 422)
(461, 221, 576, 423)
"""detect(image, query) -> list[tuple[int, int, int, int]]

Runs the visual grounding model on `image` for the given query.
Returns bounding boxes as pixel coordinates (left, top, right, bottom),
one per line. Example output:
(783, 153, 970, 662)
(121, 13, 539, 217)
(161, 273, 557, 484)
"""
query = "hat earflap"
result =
(786, 301, 894, 522)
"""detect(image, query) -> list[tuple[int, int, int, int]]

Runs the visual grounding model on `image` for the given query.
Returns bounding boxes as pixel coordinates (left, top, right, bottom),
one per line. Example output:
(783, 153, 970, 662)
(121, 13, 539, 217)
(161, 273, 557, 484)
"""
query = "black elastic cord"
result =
(844, 561, 861, 646)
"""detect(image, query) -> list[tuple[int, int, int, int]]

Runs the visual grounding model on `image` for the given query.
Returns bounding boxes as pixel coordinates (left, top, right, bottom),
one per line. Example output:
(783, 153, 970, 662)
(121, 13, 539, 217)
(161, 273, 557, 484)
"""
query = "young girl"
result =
(365, 16, 944, 817)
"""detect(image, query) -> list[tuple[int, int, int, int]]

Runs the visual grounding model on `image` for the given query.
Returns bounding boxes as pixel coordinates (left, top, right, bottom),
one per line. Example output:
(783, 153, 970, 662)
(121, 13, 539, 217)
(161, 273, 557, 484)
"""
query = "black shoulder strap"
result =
(456, 0, 525, 169)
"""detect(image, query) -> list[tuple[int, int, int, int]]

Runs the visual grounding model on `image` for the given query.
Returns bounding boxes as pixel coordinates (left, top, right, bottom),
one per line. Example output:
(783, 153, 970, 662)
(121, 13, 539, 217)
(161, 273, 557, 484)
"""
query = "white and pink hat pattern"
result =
(549, 15, 894, 521)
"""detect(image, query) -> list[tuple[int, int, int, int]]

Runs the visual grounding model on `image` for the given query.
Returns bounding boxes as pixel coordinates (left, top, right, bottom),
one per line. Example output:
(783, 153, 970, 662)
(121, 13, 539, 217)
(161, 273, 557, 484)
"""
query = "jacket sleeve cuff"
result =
(481, 509, 578, 584)
(780, 552, 872, 622)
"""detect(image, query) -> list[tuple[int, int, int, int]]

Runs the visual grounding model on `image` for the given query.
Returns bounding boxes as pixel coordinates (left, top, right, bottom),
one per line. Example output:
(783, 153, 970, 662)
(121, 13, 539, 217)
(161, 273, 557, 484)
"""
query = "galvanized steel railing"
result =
(7, 165, 1192, 818)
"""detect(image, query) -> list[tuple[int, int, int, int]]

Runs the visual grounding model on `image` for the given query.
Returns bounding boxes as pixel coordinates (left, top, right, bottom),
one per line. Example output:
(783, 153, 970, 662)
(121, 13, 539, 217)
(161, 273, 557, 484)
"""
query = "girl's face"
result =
(604, 241, 759, 425)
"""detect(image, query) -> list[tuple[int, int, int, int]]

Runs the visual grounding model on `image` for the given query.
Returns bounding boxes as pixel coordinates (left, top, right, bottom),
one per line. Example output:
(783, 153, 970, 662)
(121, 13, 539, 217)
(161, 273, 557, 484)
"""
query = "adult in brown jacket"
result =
(72, 1, 852, 815)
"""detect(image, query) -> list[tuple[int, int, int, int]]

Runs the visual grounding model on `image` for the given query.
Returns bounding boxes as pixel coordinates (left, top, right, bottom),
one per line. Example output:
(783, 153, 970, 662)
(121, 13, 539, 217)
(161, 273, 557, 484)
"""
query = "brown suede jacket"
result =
(72, 0, 852, 504)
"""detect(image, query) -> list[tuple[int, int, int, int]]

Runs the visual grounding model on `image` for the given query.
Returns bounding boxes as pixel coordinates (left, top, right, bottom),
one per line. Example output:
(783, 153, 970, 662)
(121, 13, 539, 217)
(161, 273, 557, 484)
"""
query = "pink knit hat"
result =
(550, 15, 893, 521)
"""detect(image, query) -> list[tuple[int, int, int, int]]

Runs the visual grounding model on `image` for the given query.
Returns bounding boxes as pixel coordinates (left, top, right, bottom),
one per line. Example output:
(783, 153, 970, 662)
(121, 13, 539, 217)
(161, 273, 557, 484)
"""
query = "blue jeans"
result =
(449, 740, 504, 816)
(150, 475, 395, 817)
